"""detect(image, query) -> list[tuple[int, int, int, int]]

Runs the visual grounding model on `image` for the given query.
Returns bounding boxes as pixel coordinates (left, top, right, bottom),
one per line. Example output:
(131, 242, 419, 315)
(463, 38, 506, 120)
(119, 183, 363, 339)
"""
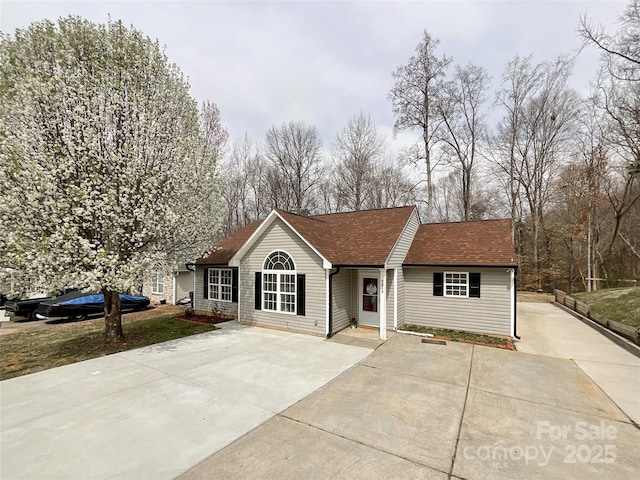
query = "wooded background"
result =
(208, 2, 639, 294)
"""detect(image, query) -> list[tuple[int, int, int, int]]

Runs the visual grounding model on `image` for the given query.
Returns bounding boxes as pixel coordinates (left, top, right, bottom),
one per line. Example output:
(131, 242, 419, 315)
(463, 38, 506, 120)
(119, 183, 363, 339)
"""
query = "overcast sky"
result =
(1, 0, 628, 154)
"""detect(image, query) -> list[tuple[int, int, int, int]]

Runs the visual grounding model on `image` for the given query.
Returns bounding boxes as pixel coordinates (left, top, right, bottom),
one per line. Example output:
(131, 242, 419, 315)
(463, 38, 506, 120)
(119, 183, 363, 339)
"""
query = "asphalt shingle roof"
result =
(196, 219, 262, 265)
(403, 219, 517, 267)
(277, 206, 416, 266)
(196, 209, 517, 268)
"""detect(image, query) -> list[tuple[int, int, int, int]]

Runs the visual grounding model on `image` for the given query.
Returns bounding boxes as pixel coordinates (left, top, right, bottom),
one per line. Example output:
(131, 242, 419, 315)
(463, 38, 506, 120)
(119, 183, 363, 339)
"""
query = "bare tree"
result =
(219, 134, 267, 235)
(581, 1, 640, 266)
(580, 0, 640, 82)
(492, 54, 544, 239)
(264, 121, 323, 215)
(388, 30, 451, 221)
(332, 113, 386, 211)
(518, 57, 580, 290)
(367, 155, 417, 210)
(436, 63, 490, 220)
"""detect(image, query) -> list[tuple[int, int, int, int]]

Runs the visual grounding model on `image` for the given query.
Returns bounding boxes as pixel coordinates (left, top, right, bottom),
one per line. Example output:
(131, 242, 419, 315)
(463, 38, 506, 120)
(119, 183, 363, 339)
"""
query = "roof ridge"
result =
(421, 218, 511, 226)
(310, 205, 415, 219)
(276, 209, 326, 223)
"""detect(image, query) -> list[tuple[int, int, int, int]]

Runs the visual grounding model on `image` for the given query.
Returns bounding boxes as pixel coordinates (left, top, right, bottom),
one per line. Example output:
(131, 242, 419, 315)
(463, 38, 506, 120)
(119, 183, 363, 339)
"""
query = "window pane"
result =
(221, 286, 231, 301)
(221, 270, 232, 284)
(444, 272, 468, 297)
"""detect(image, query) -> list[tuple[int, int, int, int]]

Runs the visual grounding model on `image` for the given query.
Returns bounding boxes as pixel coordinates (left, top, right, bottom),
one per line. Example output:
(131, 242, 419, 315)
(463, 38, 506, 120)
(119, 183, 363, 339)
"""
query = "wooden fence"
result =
(554, 289, 640, 345)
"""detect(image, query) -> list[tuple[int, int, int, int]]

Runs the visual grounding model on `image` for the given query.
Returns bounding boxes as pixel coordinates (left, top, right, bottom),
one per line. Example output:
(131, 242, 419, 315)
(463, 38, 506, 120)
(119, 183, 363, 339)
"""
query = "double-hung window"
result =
(434, 272, 480, 298)
(152, 272, 164, 294)
(208, 268, 232, 302)
(263, 251, 296, 314)
(445, 272, 468, 297)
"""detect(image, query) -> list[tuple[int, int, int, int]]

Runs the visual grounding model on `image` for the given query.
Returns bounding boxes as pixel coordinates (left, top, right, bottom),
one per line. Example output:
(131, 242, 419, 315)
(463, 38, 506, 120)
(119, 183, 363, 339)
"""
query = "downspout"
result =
(327, 266, 341, 338)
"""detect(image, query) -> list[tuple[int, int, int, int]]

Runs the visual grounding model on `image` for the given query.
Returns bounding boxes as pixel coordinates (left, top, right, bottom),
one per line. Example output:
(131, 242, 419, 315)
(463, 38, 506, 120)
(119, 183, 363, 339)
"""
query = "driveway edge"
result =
(553, 302, 640, 359)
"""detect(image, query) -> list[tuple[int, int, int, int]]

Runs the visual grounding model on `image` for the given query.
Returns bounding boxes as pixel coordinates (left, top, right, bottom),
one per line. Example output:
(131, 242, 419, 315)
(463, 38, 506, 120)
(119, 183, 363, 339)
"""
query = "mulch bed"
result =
(430, 335, 515, 350)
(178, 314, 235, 325)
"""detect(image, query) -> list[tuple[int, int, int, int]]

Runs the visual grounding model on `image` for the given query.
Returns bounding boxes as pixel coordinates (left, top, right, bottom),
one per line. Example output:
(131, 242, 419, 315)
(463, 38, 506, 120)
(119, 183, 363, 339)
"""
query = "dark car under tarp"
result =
(35, 291, 150, 320)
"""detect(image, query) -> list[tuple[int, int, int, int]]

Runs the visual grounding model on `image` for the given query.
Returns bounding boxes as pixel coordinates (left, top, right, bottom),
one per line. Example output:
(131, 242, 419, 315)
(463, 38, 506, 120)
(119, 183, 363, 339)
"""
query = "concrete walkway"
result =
(181, 333, 640, 479)
(0, 322, 372, 480)
(517, 302, 640, 425)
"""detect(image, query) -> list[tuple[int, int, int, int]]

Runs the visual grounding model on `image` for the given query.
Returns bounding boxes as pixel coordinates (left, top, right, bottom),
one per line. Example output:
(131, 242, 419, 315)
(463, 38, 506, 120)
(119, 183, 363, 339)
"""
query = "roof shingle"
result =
(277, 206, 416, 266)
(403, 219, 517, 267)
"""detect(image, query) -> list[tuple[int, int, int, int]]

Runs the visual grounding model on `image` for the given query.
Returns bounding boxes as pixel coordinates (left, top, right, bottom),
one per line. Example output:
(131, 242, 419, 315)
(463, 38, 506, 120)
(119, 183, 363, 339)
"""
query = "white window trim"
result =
(262, 251, 297, 315)
(208, 268, 233, 303)
(152, 272, 164, 295)
(444, 271, 469, 298)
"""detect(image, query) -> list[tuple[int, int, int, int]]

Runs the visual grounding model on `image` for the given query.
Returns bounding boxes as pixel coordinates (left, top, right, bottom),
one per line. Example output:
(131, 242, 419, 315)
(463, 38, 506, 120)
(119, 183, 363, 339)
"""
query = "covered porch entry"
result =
(329, 267, 399, 340)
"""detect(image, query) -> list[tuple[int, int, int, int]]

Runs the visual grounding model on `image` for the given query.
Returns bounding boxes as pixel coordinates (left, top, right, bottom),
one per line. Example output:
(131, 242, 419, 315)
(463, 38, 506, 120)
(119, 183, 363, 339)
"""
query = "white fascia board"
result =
(384, 207, 419, 269)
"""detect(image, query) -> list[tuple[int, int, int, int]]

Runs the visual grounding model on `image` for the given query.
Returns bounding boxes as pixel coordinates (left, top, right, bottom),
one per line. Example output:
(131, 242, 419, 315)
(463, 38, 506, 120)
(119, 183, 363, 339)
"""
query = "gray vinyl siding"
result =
(404, 267, 511, 336)
(386, 209, 420, 268)
(397, 268, 405, 328)
(332, 269, 351, 333)
(194, 266, 238, 317)
(239, 217, 326, 336)
(386, 270, 394, 330)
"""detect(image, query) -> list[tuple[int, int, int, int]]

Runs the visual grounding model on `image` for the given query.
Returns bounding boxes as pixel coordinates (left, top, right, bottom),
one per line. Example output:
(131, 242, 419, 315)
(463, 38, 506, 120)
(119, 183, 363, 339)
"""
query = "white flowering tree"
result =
(0, 17, 222, 342)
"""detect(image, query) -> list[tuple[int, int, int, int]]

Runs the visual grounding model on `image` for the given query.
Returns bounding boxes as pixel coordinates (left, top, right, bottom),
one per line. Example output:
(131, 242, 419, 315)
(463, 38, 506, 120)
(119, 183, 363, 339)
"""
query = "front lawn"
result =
(399, 324, 512, 349)
(0, 313, 217, 380)
(573, 287, 640, 329)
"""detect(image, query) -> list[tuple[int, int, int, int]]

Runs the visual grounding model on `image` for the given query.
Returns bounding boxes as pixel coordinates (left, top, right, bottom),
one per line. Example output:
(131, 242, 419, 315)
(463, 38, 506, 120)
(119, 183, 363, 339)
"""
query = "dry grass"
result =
(0, 306, 217, 380)
(574, 287, 640, 329)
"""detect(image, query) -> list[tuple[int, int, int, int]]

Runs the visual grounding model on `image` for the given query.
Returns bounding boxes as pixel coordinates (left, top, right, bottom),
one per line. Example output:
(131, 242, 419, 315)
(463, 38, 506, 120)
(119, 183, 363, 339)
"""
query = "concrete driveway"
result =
(517, 302, 640, 424)
(0, 322, 372, 480)
(181, 329, 640, 479)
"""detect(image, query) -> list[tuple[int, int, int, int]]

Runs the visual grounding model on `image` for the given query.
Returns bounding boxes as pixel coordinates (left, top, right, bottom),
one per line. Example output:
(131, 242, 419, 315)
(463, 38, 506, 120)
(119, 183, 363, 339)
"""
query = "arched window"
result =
(263, 251, 296, 313)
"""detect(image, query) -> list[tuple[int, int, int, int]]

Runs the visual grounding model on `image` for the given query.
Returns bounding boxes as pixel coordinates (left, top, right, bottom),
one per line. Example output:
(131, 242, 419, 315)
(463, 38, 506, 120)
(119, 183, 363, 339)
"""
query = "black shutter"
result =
(203, 268, 209, 299)
(469, 273, 481, 298)
(254, 272, 262, 310)
(296, 274, 306, 316)
(433, 272, 443, 296)
(231, 268, 238, 303)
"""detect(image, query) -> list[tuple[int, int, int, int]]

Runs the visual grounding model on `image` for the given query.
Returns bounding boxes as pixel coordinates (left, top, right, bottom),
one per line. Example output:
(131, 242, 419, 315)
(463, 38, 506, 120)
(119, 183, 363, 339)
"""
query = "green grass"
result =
(574, 287, 640, 329)
(399, 324, 510, 347)
(0, 315, 217, 380)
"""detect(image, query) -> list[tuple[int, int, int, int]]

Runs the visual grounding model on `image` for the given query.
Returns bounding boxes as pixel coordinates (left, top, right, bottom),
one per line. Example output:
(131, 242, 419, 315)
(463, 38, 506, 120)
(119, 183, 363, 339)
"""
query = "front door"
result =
(358, 271, 379, 327)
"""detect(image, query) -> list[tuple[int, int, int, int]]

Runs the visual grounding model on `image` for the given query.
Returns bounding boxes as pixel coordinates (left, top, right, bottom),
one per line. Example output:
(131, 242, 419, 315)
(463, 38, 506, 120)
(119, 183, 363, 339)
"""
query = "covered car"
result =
(35, 291, 150, 320)
(5, 295, 51, 320)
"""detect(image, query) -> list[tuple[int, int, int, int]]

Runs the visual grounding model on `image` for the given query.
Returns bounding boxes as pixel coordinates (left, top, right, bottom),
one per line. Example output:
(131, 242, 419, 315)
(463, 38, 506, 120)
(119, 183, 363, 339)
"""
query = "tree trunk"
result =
(424, 132, 433, 223)
(103, 287, 124, 343)
(532, 215, 541, 292)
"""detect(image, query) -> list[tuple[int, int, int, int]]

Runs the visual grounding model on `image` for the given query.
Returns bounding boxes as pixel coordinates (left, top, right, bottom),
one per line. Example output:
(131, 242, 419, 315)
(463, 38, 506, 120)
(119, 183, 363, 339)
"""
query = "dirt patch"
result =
(517, 292, 554, 303)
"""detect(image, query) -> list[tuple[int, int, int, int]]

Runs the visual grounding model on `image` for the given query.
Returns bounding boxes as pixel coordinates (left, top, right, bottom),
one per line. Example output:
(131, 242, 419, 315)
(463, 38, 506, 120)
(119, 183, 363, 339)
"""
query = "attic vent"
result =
(421, 338, 447, 345)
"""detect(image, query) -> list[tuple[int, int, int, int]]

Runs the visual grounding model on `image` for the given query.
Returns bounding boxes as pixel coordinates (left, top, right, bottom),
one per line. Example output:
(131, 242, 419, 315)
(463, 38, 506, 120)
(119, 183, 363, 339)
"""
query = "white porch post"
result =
(379, 268, 387, 340)
(237, 268, 241, 323)
(393, 268, 398, 330)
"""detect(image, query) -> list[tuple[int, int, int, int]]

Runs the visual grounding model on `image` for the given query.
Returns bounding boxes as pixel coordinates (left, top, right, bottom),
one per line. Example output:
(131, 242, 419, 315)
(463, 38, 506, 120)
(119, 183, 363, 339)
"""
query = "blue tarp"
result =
(59, 294, 147, 305)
